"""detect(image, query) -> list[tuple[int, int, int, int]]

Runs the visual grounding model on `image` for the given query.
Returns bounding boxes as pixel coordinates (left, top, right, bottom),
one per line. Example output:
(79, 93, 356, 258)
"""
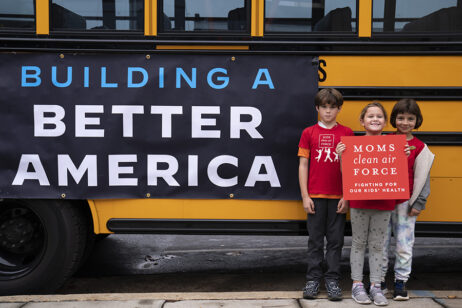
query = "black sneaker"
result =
(302, 280, 320, 299)
(325, 280, 343, 301)
(393, 279, 409, 301)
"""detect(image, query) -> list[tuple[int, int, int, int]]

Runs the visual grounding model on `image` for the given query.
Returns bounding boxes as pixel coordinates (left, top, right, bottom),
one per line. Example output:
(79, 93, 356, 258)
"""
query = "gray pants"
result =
(350, 208, 391, 283)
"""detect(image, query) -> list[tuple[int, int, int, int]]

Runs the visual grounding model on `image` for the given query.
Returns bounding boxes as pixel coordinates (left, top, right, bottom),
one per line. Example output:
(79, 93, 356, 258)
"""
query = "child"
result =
(336, 101, 409, 306)
(381, 99, 435, 300)
(298, 88, 354, 301)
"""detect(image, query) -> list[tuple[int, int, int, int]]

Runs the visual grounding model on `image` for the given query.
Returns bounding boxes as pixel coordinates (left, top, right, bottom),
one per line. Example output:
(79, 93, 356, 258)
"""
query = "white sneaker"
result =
(352, 282, 372, 304)
(370, 283, 388, 306)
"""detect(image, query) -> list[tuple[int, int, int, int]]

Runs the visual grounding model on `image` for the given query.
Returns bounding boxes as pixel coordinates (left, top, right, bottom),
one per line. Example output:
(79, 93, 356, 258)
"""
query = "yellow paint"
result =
(419, 178, 462, 222)
(35, 0, 49, 35)
(90, 199, 305, 233)
(90, 176, 462, 233)
(337, 100, 462, 132)
(358, 0, 372, 37)
(320, 56, 462, 87)
(156, 45, 249, 50)
(251, 0, 264, 37)
(427, 146, 462, 178)
(144, 0, 151, 36)
(88, 199, 109, 234)
(144, 0, 157, 36)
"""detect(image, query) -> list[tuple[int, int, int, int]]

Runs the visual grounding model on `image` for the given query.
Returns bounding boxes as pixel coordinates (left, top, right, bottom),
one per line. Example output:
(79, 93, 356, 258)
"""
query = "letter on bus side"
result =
(207, 68, 229, 89)
(245, 156, 281, 187)
(75, 105, 104, 137)
(127, 67, 148, 88)
(109, 155, 138, 186)
(176, 68, 196, 88)
(252, 69, 275, 89)
(207, 155, 238, 187)
(12, 154, 50, 186)
(21, 66, 41, 87)
(58, 155, 97, 186)
(34, 105, 66, 137)
(147, 155, 180, 186)
(191, 106, 221, 138)
(112, 105, 144, 137)
(230, 106, 263, 139)
(51, 66, 72, 88)
(150, 106, 183, 138)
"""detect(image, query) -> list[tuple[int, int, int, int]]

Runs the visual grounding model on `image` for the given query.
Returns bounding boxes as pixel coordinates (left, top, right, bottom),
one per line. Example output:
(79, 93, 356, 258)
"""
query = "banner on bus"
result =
(341, 135, 410, 200)
(0, 54, 318, 200)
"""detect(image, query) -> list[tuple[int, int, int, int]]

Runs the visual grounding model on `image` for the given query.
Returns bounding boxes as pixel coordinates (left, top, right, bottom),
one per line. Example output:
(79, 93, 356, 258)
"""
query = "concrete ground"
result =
(1, 291, 461, 308)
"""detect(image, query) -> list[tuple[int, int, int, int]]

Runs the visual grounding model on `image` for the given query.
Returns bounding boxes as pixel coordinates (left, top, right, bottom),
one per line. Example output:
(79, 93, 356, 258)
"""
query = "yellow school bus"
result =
(0, 0, 461, 295)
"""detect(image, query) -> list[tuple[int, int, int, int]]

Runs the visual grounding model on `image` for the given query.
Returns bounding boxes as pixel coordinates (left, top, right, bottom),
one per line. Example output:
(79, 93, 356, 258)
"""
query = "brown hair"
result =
(359, 101, 388, 122)
(390, 99, 423, 129)
(314, 88, 343, 108)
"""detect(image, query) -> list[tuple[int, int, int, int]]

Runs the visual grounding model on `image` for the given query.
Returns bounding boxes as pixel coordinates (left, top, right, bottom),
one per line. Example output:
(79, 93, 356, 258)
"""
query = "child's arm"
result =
(405, 144, 411, 156)
(335, 141, 350, 214)
(337, 198, 349, 214)
(410, 173, 431, 216)
(335, 142, 348, 213)
(336, 141, 346, 157)
(299, 157, 315, 214)
(409, 144, 435, 216)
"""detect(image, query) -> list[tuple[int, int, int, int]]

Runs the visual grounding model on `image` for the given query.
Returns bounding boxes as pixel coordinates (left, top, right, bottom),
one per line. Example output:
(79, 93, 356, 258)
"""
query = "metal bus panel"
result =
(320, 56, 462, 87)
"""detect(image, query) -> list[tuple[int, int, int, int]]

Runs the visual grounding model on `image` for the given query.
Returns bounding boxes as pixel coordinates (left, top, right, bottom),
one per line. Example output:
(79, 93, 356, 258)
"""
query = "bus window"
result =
(0, 0, 35, 30)
(159, 0, 249, 32)
(264, 0, 356, 33)
(51, 0, 144, 31)
(373, 0, 462, 33)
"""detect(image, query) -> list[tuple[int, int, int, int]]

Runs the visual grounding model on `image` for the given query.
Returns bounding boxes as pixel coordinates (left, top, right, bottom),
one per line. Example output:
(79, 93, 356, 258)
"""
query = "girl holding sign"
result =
(337, 102, 409, 306)
(381, 99, 435, 301)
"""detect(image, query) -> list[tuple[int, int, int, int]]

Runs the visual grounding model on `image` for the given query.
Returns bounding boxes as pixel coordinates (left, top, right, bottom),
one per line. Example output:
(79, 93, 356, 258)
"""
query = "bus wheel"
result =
(0, 199, 87, 295)
(95, 234, 110, 241)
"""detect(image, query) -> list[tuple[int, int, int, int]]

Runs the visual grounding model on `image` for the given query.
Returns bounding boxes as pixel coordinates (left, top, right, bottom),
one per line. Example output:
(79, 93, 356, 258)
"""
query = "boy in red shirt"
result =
(298, 88, 354, 301)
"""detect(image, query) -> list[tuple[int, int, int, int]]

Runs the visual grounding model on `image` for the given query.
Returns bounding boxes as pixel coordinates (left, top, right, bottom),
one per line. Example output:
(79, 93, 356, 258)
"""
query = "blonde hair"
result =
(359, 101, 388, 122)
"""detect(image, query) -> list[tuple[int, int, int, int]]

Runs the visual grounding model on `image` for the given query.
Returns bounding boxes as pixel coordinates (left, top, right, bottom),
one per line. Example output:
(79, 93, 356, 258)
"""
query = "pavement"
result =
(1, 291, 461, 308)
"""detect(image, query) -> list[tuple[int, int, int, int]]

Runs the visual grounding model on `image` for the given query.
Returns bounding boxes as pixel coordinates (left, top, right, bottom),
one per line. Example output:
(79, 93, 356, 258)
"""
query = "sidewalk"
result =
(1, 291, 461, 308)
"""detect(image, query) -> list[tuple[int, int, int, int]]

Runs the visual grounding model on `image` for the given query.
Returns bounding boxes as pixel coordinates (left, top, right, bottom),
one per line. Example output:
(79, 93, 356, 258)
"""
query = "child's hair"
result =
(390, 98, 423, 129)
(359, 101, 388, 122)
(314, 88, 343, 108)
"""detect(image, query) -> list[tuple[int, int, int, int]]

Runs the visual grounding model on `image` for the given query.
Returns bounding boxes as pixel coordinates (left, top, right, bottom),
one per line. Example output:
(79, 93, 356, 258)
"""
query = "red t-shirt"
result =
(406, 136, 425, 194)
(392, 134, 425, 204)
(349, 199, 396, 211)
(298, 123, 354, 196)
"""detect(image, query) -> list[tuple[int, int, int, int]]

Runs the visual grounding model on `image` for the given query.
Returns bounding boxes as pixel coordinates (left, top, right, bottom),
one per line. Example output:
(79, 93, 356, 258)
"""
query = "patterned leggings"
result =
(350, 208, 392, 283)
(382, 201, 417, 282)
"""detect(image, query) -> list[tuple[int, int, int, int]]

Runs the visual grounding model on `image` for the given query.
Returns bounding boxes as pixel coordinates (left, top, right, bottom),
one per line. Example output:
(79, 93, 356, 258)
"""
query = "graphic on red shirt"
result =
(298, 123, 354, 196)
(319, 134, 335, 148)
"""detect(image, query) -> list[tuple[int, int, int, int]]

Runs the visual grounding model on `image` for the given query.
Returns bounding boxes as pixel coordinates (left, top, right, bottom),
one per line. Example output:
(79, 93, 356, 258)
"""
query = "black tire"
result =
(95, 234, 110, 241)
(0, 199, 87, 295)
(76, 219, 96, 271)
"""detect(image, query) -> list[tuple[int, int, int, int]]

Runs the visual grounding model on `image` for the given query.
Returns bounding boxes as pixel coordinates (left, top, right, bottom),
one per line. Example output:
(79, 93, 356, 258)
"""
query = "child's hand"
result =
(404, 144, 411, 157)
(337, 198, 349, 214)
(336, 142, 346, 157)
(302, 196, 315, 214)
(409, 208, 421, 217)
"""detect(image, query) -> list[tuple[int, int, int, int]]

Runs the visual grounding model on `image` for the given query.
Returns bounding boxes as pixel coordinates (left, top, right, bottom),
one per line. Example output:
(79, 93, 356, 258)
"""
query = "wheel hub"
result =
(0, 217, 35, 254)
